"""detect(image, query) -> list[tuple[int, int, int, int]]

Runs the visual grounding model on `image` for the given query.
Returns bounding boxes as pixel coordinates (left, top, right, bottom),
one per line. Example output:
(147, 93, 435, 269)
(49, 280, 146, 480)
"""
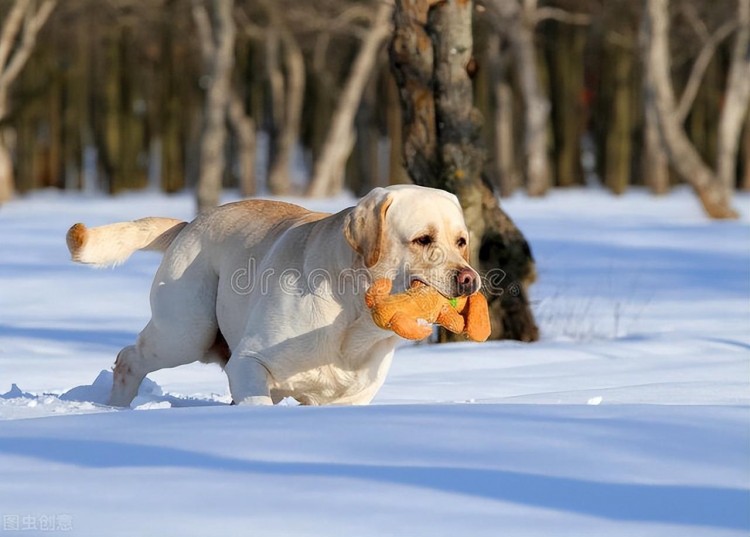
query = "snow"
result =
(0, 186, 748, 536)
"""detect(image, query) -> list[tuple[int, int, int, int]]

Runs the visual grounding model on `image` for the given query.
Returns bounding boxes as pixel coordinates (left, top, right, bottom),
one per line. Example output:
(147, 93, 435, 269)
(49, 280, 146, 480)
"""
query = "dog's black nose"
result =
(456, 268, 479, 296)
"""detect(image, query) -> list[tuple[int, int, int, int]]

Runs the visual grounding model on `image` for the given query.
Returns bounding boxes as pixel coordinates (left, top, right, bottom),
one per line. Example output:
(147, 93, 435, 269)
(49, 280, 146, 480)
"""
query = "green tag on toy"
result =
(449, 297, 458, 309)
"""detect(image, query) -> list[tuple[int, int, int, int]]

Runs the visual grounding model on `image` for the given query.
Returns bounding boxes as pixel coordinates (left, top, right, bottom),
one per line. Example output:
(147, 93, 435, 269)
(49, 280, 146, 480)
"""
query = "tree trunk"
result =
(642, 0, 739, 219)
(687, 57, 721, 169)
(742, 110, 750, 190)
(193, 0, 235, 213)
(386, 72, 410, 185)
(228, 88, 256, 197)
(548, 21, 585, 187)
(48, 60, 63, 189)
(260, 0, 304, 196)
(493, 0, 552, 196)
(642, 102, 669, 194)
(0, 0, 56, 203)
(0, 127, 12, 203)
(307, 1, 392, 198)
(346, 76, 380, 195)
(101, 25, 122, 193)
(159, 2, 185, 193)
(390, 0, 539, 342)
(0, 89, 11, 203)
(604, 32, 634, 195)
(304, 33, 335, 168)
(717, 0, 750, 192)
(487, 33, 519, 197)
(62, 26, 85, 192)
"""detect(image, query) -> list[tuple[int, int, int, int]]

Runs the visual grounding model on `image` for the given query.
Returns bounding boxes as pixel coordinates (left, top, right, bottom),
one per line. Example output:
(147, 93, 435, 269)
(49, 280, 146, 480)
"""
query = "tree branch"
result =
(307, 0, 393, 196)
(0, 0, 31, 73)
(534, 6, 590, 26)
(0, 0, 56, 89)
(191, 0, 215, 66)
(675, 19, 737, 123)
(234, 6, 266, 41)
(285, 4, 375, 38)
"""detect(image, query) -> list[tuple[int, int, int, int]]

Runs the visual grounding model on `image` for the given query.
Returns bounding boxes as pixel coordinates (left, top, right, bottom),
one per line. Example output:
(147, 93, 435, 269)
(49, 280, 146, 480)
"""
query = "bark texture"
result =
(390, 0, 539, 342)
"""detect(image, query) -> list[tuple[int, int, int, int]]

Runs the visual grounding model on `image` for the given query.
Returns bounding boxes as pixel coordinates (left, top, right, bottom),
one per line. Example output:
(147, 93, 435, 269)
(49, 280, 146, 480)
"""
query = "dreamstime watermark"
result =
(2, 514, 72, 533)
(228, 256, 519, 298)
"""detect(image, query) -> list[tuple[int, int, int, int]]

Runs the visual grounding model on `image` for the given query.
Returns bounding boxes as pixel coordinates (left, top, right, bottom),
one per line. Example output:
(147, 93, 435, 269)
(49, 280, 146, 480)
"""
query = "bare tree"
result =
(306, 0, 392, 198)
(643, 2, 734, 196)
(0, 0, 57, 204)
(258, 0, 304, 196)
(642, 0, 747, 218)
(193, 0, 235, 212)
(717, 0, 750, 195)
(486, 31, 520, 196)
(486, 0, 589, 196)
(390, 0, 538, 341)
(488, 0, 551, 196)
(642, 96, 670, 194)
(228, 89, 256, 197)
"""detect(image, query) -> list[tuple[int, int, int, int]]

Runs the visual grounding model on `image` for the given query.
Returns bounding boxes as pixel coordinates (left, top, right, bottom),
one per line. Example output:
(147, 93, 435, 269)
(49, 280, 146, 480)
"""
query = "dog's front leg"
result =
(225, 351, 274, 405)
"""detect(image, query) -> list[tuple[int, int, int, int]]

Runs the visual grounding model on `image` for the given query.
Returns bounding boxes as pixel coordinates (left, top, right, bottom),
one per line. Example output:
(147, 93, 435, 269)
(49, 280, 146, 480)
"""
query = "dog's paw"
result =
(235, 395, 274, 406)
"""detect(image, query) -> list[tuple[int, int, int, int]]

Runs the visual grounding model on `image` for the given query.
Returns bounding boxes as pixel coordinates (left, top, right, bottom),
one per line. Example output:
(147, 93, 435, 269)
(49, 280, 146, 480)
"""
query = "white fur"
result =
(69, 186, 479, 407)
(67, 218, 186, 267)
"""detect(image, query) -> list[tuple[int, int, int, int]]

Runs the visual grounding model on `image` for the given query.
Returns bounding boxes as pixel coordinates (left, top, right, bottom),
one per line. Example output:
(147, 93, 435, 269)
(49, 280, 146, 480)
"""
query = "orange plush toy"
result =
(365, 278, 491, 341)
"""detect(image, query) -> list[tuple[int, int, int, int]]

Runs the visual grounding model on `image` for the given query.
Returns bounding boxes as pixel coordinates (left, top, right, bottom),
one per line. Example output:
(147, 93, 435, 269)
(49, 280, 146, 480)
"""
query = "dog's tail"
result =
(66, 217, 187, 267)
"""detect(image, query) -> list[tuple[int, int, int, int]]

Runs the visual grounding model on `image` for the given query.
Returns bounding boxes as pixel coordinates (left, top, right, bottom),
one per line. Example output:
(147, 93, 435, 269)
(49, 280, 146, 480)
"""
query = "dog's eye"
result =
(456, 237, 467, 248)
(413, 235, 433, 246)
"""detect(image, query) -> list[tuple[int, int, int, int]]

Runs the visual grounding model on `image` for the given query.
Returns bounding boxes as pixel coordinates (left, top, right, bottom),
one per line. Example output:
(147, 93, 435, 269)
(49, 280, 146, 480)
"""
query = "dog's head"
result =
(344, 185, 480, 298)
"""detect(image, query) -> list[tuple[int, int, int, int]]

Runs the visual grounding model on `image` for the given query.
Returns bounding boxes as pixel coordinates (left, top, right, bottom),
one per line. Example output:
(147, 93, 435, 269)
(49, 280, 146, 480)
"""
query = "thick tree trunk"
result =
(390, 0, 439, 184)
(193, 0, 235, 212)
(390, 0, 539, 342)
(307, 1, 392, 198)
(642, 0, 739, 219)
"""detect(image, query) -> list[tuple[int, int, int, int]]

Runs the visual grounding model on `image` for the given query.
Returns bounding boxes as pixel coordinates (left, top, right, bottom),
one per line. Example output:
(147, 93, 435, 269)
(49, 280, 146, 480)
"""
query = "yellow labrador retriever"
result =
(67, 185, 480, 406)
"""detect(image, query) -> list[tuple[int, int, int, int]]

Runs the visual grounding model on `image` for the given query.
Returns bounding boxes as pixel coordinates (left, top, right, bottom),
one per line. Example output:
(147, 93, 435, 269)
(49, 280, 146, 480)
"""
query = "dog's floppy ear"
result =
(344, 187, 393, 268)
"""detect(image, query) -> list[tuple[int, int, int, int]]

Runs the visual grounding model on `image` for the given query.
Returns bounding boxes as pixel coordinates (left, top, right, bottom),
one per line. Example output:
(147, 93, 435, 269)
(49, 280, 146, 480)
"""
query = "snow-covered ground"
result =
(0, 187, 748, 536)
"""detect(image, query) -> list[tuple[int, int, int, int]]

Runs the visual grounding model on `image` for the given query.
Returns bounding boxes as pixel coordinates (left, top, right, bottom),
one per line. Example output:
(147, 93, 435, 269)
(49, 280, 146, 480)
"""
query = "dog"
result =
(66, 185, 481, 406)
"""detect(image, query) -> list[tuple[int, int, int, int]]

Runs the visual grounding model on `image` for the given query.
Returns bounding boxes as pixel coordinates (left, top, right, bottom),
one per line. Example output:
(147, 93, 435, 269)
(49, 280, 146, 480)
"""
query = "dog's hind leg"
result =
(109, 316, 225, 407)
(108, 258, 224, 407)
(109, 344, 148, 407)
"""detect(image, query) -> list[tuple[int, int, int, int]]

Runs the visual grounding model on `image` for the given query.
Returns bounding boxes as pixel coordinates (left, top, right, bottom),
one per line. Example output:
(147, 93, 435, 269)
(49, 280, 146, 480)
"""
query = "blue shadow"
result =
(0, 436, 747, 531)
